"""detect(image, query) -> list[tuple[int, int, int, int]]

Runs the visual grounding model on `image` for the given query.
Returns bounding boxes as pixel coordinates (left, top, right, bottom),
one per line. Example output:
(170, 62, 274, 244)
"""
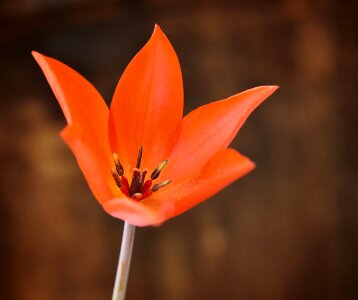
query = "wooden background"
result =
(0, 0, 357, 299)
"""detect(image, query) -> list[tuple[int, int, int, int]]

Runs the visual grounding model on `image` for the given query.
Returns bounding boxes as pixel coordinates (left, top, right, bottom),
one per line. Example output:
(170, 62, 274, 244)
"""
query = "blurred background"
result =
(0, 0, 357, 299)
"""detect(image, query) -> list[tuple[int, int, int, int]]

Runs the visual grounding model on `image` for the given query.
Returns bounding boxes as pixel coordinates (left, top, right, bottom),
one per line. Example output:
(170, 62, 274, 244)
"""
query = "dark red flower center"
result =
(111, 146, 171, 201)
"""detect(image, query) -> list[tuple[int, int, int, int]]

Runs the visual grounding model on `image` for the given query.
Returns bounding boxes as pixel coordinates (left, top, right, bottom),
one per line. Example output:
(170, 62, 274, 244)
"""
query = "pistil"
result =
(129, 168, 147, 196)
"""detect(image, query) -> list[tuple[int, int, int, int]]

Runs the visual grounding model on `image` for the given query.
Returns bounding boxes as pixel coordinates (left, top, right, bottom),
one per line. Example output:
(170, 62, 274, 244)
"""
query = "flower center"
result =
(111, 146, 171, 201)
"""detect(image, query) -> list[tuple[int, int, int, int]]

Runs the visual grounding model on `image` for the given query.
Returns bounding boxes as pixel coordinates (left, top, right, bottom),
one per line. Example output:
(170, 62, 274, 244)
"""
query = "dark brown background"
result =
(0, 0, 357, 299)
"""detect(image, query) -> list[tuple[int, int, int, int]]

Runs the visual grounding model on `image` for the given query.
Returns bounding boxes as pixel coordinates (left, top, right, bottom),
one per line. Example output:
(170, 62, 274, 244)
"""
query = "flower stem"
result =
(112, 222, 136, 300)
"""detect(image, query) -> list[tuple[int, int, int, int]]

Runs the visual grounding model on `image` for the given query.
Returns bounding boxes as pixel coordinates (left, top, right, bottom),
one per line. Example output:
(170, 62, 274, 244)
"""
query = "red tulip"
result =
(33, 25, 277, 226)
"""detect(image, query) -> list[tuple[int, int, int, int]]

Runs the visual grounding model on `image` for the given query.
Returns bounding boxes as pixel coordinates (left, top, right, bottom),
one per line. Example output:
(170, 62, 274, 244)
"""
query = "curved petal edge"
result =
(163, 85, 278, 181)
(33, 51, 115, 205)
(103, 197, 175, 227)
(61, 125, 117, 204)
(151, 148, 256, 222)
(108, 25, 184, 173)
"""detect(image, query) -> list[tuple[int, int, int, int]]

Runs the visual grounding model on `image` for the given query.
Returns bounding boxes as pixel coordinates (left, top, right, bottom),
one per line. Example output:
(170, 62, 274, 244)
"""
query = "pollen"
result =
(111, 146, 171, 201)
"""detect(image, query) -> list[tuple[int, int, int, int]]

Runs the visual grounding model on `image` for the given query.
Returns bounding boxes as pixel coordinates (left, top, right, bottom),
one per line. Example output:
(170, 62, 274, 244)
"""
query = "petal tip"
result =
(263, 85, 279, 95)
(246, 159, 256, 172)
(258, 85, 279, 92)
(251, 85, 279, 103)
(269, 85, 279, 92)
(145, 24, 165, 49)
(32, 51, 49, 68)
(151, 23, 168, 42)
(31, 50, 43, 62)
(235, 152, 256, 173)
(231, 150, 256, 174)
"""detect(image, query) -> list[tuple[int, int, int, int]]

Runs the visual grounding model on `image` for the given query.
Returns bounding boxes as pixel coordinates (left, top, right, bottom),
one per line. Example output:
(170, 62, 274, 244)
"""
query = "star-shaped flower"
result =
(33, 25, 277, 226)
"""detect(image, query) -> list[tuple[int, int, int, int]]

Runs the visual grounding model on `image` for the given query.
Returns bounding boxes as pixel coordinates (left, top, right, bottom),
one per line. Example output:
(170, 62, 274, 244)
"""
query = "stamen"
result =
(142, 179, 153, 193)
(110, 145, 171, 201)
(120, 186, 131, 198)
(151, 160, 168, 180)
(142, 189, 152, 199)
(111, 167, 122, 188)
(152, 179, 171, 192)
(121, 176, 130, 191)
(136, 145, 143, 169)
(112, 152, 124, 176)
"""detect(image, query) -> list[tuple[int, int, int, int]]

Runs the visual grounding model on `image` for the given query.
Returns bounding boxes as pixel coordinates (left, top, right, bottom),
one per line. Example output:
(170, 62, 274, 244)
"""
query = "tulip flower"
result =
(33, 25, 277, 227)
(33, 25, 277, 300)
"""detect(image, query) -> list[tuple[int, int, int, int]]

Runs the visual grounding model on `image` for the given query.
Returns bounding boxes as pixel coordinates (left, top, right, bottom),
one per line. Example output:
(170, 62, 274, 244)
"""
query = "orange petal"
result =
(163, 86, 278, 181)
(32, 52, 115, 204)
(151, 148, 255, 221)
(105, 148, 253, 226)
(108, 25, 183, 174)
(103, 197, 175, 227)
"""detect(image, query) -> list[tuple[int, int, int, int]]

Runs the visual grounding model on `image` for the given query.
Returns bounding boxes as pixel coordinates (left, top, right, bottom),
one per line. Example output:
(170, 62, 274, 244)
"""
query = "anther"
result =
(110, 145, 171, 201)
(112, 152, 124, 176)
(111, 167, 122, 188)
(151, 160, 168, 180)
(136, 145, 143, 169)
(152, 179, 171, 192)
